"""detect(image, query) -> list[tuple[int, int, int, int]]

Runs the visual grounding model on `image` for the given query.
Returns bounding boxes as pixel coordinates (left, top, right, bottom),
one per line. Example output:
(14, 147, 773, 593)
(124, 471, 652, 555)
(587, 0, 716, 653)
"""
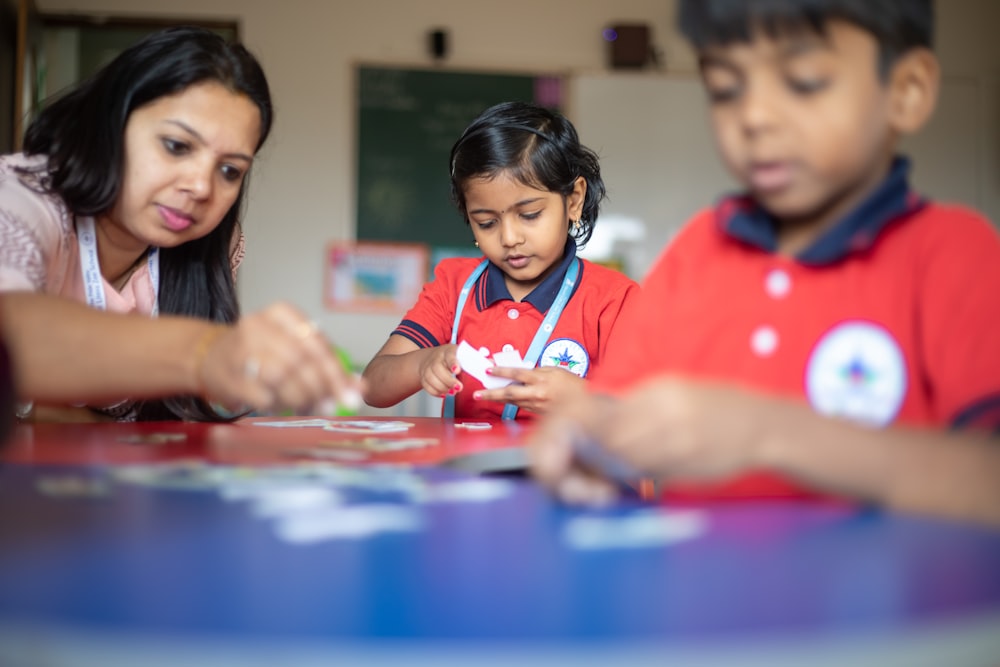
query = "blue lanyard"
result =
(77, 216, 160, 316)
(444, 257, 580, 420)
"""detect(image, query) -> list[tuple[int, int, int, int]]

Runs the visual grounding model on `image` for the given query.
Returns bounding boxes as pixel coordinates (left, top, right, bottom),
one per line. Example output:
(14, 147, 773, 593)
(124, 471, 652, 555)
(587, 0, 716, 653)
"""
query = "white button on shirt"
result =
(751, 325, 779, 357)
(765, 269, 791, 299)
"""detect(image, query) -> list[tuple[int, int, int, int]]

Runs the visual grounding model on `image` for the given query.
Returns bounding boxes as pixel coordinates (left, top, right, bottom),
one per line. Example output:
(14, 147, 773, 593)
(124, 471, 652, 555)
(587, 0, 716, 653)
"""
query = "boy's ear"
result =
(888, 48, 940, 135)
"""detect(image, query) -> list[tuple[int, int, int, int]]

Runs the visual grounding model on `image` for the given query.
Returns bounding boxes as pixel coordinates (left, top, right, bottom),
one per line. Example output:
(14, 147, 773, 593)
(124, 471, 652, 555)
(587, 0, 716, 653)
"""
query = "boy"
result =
(525, 0, 1000, 525)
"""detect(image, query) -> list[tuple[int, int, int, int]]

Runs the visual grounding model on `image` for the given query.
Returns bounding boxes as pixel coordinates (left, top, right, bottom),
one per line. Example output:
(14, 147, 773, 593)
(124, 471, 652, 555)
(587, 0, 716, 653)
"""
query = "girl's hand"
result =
(195, 302, 362, 415)
(418, 343, 461, 398)
(473, 366, 586, 415)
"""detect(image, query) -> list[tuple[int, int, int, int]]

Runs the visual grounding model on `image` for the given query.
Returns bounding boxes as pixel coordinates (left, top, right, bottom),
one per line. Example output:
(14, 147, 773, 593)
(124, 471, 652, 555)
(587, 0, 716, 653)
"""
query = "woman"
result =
(0, 27, 359, 421)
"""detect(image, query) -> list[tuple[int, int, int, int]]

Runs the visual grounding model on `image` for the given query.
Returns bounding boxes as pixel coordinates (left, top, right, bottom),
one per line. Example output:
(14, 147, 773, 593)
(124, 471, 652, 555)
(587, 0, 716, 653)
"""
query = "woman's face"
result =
(100, 80, 262, 251)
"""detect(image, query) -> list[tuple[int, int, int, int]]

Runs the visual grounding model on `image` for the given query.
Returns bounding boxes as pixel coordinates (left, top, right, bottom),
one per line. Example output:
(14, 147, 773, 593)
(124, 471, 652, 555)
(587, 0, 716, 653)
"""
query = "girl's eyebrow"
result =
(468, 197, 546, 216)
(163, 119, 254, 163)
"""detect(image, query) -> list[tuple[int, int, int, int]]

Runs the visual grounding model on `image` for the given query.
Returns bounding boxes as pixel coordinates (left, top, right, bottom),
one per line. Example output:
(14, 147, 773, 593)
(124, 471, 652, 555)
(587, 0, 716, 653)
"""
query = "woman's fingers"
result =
(197, 303, 361, 414)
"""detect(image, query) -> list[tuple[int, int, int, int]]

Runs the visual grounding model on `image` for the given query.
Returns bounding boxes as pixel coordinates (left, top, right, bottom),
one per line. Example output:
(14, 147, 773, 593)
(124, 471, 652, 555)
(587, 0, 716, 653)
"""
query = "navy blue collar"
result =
(718, 156, 926, 265)
(476, 238, 579, 312)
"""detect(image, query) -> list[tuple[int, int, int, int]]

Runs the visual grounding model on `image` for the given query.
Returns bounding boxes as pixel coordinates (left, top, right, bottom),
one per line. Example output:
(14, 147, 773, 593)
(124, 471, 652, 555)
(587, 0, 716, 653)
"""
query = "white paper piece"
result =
(246, 486, 344, 518)
(322, 420, 414, 433)
(563, 510, 708, 551)
(252, 419, 334, 428)
(456, 340, 533, 390)
(274, 504, 423, 544)
(456, 340, 507, 389)
(416, 478, 513, 504)
(455, 422, 493, 430)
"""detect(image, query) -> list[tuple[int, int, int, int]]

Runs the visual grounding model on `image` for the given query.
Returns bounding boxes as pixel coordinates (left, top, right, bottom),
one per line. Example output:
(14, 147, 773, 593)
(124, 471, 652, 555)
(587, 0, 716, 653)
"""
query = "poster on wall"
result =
(325, 241, 429, 313)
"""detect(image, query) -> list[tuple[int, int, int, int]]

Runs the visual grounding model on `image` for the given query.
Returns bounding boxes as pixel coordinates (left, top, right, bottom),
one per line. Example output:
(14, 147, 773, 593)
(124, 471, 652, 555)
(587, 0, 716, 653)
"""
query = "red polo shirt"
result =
(594, 157, 1000, 498)
(394, 240, 639, 420)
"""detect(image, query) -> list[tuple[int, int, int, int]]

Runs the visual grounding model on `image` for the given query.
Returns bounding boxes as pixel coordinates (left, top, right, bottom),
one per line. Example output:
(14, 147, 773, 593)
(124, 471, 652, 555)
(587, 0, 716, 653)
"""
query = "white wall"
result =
(33, 0, 1000, 412)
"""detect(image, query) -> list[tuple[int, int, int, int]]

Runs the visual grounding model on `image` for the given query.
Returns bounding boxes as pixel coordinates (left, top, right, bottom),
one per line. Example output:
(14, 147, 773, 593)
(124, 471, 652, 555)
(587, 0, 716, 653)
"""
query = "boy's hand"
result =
(528, 394, 622, 505)
(473, 366, 585, 415)
(588, 377, 764, 480)
(528, 377, 767, 503)
(418, 344, 461, 398)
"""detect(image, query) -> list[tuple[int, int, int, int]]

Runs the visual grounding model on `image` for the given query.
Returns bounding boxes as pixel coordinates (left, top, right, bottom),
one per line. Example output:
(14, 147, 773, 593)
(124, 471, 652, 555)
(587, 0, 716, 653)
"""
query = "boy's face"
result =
(698, 20, 896, 232)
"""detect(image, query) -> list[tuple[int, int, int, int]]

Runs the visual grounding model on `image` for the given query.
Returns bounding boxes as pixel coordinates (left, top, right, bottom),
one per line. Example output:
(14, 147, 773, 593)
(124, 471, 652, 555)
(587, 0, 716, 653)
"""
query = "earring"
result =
(474, 241, 479, 248)
(571, 219, 582, 231)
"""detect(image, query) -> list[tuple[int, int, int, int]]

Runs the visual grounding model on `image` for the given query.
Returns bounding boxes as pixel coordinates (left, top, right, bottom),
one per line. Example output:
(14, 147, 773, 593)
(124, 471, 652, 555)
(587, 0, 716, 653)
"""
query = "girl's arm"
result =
(0, 291, 360, 415)
(362, 335, 458, 408)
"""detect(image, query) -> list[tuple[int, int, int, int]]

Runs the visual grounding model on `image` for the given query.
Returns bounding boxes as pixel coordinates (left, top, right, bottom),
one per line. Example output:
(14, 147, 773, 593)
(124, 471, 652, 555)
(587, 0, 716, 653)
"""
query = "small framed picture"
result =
(325, 241, 429, 313)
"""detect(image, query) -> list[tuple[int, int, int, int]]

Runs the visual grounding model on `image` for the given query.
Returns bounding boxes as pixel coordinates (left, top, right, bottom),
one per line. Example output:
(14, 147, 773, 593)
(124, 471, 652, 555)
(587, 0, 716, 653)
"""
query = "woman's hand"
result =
(195, 302, 362, 415)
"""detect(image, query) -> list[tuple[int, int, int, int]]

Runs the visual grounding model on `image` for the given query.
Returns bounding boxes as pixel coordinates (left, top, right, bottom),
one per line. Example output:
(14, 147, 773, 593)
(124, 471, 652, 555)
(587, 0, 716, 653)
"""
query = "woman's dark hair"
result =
(21, 26, 273, 422)
(449, 101, 605, 247)
(678, 0, 933, 79)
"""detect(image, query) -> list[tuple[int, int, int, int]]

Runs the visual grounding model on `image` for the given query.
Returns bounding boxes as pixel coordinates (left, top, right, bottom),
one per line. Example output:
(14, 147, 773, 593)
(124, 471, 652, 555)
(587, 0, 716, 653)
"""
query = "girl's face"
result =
(464, 171, 585, 301)
(100, 80, 261, 252)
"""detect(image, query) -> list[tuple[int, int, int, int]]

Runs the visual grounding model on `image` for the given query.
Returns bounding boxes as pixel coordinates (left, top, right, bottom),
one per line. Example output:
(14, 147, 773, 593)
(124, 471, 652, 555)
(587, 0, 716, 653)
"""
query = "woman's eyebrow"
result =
(163, 119, 254, 162)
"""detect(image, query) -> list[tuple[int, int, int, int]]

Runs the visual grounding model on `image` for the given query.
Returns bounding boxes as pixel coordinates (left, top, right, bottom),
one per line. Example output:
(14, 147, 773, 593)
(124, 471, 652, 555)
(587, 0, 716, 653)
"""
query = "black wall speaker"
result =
(608, 24, 651, 69)
(429, 28, 448, 60)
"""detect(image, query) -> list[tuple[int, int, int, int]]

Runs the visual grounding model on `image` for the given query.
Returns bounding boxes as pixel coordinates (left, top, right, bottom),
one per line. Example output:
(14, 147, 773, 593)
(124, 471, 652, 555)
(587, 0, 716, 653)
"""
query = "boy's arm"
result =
(530, 378, 1000, 526)
(0, 291, 360, 414)
(361, 335, 451, 408)
(753, 395, 1000, 526)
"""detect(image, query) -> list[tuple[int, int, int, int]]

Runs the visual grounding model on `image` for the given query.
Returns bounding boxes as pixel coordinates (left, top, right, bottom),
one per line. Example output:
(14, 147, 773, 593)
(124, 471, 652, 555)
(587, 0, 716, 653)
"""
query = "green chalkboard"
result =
(356, 65, 563, 248)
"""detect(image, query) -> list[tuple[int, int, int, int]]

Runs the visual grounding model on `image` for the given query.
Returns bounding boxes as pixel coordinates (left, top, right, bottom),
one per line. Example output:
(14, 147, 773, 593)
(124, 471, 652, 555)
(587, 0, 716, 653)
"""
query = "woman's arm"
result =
(0, 291, 360, 415)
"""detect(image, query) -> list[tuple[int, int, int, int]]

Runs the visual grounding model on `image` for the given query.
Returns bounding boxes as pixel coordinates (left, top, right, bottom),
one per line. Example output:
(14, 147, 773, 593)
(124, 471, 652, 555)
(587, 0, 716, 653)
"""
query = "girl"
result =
(363, 101, 638, 420)
(0, 27, 359, 422)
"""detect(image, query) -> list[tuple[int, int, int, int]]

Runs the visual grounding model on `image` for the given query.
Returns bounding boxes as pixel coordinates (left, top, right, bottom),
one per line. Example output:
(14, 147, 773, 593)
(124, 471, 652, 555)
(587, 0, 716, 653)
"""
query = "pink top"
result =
(0, 153, 157, 314)
(0, 153, 245, 420)
(0, 152, 245, 312)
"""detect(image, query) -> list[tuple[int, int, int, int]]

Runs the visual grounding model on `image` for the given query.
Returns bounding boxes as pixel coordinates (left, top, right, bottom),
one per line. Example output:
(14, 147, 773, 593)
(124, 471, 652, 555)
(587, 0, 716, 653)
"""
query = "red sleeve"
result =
(916, 206, 1000, 430)
(588, 264, 641, 368)
(590, 211, 713, 394)
(393, 259, 475, 349)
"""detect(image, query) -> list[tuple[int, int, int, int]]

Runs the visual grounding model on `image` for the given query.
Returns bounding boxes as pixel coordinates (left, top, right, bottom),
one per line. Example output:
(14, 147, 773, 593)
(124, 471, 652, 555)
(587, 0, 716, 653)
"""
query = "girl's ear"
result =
(888, 48, 940, 135)
(567, 176, 587, 221)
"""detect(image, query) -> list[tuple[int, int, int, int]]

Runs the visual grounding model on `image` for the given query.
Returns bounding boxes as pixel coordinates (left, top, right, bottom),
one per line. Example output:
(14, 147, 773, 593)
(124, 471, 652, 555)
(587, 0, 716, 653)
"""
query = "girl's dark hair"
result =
(21, 25, 273, 422)
(449, 101, 605, 247)
(678, 0, 933, 78)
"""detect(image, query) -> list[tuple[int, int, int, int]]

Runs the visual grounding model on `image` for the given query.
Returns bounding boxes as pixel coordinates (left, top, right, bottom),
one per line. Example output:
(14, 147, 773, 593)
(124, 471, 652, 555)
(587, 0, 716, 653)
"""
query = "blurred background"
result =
(2, 0, 997, 416)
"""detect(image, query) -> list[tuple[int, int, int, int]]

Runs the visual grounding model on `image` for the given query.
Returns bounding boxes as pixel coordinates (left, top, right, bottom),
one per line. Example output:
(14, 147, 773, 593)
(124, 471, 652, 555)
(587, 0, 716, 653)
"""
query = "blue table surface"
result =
(2, 460, 1000, 654)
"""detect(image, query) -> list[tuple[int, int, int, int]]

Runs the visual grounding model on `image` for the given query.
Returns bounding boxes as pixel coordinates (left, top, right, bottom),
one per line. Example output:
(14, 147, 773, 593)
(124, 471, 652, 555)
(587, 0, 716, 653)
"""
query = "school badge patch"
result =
(805, 321, 907, 428)
(539, 338, 590, 378)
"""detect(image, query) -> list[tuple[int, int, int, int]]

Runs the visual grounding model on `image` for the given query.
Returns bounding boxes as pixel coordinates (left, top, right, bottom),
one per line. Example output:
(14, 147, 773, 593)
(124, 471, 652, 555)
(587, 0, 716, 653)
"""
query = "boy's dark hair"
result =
(21, 26, 274, 422)
(678, 0, 934, 78)
(449, 101, 605, 247)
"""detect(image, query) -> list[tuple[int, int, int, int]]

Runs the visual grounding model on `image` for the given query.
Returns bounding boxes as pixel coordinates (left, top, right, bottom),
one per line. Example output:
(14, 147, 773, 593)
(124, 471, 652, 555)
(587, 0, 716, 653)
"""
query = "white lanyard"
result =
(444, 257, 580, 420)
(76, 217, 159, 316)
